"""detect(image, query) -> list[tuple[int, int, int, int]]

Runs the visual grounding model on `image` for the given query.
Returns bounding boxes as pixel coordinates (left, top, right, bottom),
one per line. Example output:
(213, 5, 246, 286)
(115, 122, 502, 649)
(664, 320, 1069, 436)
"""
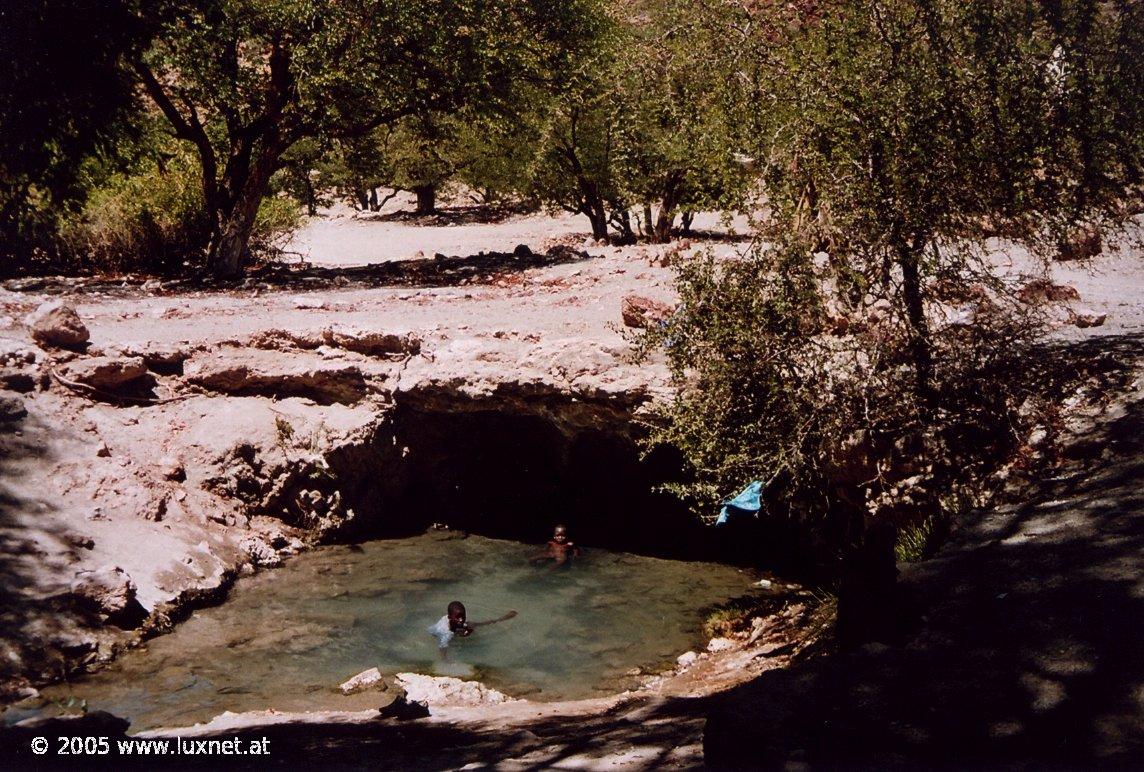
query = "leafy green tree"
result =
(371, 116, 457, 216)
(529, 0, 752, 243)
(451, 109, 544, 206)
(611, 0, 750, 242)
(648, 0, 1143, 642)
(0, 0, 145, 270)
(532, 75, 628, 241)
(131, 0, 603, 276)
(738, 0, 1143, 402)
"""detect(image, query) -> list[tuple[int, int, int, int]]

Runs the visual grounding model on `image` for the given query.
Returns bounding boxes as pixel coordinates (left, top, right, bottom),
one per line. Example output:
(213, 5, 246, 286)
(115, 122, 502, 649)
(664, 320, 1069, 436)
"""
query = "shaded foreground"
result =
(706, 339, 1144, 768)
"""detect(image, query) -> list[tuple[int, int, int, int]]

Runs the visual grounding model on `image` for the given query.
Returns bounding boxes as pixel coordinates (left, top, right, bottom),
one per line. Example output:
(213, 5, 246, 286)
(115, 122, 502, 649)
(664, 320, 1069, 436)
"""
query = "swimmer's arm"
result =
(469, 610, 518, 627)
(529, 543, 557, 563)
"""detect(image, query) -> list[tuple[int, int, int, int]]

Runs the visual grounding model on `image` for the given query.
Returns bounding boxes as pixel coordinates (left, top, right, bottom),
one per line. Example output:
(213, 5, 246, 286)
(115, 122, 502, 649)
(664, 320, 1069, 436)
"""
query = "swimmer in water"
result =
(529, 524, 582, 568)
(428, 601, 517, 659)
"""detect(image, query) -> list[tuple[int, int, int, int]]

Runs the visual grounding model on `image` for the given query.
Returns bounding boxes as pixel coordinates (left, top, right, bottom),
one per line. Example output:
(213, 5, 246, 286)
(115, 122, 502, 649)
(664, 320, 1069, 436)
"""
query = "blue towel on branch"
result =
(715, 480, 764, 525)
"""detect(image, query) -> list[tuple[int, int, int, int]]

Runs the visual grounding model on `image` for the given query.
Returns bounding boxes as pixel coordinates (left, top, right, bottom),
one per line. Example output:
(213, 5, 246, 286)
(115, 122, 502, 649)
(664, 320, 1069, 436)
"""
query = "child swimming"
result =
(529, 524, 582, 568)
(428, 600, 517, 659)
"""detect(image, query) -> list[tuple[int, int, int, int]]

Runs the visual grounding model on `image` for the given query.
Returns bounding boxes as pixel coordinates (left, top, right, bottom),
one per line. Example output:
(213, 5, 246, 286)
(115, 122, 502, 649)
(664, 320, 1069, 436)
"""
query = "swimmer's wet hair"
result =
(448, 601, 466, 615)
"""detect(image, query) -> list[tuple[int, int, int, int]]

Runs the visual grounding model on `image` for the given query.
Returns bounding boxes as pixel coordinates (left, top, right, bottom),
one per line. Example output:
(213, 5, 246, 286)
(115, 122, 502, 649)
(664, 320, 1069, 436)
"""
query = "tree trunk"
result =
(898, 241, 934, 405)
(652, 207, 676, 243)
(577, 177, 609, 242)
(353, 186, 369, 211)
(586, 206, 608, 241)
(368, 188, 380, 212)
(303, 177, 317, 216)
(641, 202, 654, 238)
(611, 208, 635, 244)
(206, 142, 281, 279)
(681, 210, 694, 235)
(207, 193, 263, 279)
(414, 184, 436, 215)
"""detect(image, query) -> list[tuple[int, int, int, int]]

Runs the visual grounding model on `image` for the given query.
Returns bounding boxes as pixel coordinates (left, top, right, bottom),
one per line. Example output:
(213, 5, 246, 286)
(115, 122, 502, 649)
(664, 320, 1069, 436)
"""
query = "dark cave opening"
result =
(327, 398, 806, 569)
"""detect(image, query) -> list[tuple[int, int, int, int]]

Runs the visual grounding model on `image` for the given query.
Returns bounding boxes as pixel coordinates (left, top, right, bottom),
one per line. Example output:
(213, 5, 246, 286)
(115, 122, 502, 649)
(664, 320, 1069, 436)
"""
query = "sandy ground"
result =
(284, 199, 746, 267)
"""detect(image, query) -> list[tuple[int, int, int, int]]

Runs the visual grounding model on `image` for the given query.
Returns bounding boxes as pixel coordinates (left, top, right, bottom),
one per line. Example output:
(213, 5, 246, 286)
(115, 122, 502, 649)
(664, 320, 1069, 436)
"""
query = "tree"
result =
(740, 0, 1143, 402)
(131, 0, 603, 277)
(647, 0, 1143, 643)
(532, 78, 628, 242)
(0, 0, 145, 271)
(611, 0, 750, 242)
(529, 0, 752, 243)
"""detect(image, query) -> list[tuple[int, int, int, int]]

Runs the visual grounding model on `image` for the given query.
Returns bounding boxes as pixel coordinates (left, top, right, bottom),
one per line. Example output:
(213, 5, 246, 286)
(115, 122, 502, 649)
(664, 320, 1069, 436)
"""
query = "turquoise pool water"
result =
(33, 533, 757, 730)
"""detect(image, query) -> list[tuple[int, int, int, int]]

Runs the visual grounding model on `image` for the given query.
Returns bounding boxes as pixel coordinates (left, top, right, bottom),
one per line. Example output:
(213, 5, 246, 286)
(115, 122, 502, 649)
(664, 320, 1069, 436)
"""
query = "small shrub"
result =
(55, 148, 301, 274)
(894, 514, 942, 563)
(56, 149, 207, 273)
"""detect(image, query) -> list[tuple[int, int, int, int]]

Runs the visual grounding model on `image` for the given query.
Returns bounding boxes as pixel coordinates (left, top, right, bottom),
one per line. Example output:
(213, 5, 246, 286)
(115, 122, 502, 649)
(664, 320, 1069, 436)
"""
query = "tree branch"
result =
(132, 59, 219, 210)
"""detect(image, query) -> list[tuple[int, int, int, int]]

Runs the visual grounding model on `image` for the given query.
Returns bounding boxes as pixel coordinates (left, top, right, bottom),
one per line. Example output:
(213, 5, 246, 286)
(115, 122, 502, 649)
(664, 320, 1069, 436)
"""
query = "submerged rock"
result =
(340, 667, 385, 695)
(26, 300, 90, 350)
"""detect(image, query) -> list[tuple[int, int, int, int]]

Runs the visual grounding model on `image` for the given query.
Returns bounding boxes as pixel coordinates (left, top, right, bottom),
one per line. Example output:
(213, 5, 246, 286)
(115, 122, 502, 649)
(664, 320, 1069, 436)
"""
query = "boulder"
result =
(340, 667, 385, 694)
(70, 566, 145, 626)
(0, 369, 36, 392)
(677, 650, 699, 668)
(707, 637, 737, 653)
(393, 673, 513, 707)
(621, 295, 674, 329)
(26, 300, 90, 350)
(1017, 279, 1081, 304)
(1071, 308, 1107, 328)
(239, 536, 283, 568)
(0, 393, 27, 422)
(59, 357, 148, 391)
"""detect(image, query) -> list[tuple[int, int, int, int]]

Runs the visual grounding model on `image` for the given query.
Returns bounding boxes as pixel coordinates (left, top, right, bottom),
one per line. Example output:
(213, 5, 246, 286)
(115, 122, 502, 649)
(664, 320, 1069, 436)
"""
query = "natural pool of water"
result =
(33, 533, 758, 731)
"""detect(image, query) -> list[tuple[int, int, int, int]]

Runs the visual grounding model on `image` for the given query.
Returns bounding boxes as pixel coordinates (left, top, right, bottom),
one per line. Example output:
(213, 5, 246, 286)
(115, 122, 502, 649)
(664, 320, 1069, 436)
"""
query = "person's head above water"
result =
(446, 601, 474, 636)
(447, 600, 466, 621)
(553, 524, 569, 544)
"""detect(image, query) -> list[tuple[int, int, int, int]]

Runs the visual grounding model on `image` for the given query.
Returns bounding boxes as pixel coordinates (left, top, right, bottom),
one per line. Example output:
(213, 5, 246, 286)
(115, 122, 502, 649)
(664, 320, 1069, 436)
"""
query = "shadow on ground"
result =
(1, 695, 715, 770)
(1, 247, 594, 299)
(704, 342, 1144, 769)
(0, 408, 80, 696)
(357, 201, 539, 227)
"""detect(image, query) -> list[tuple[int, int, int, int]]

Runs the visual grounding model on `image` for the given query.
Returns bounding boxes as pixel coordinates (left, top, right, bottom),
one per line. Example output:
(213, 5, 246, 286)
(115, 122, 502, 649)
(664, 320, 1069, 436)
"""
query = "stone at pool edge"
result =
(339, 667, 386, 695)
